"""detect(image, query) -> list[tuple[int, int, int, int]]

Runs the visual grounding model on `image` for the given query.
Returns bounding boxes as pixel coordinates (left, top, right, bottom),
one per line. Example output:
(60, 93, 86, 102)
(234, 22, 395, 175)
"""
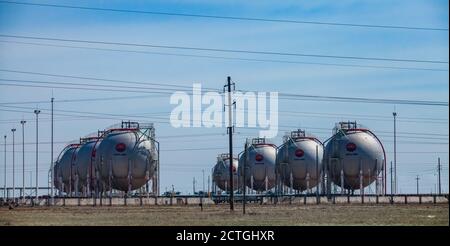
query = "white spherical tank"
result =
(54, 144, 80, 193)
(276, 130, 323, 191)
(239, 138, 276, 192)
(75, 137, 102, 192)
(324, 122, 385, 190)
(212, 154, 239, 191)
(95, 129, 157, 192)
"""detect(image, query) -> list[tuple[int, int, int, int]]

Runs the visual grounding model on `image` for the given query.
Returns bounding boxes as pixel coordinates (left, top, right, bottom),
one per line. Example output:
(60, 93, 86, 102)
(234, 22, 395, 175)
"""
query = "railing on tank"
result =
(252, 137, 266, 145)
(332, 121, 369, 135)
(250, 137, 277, 149)
(218, 153, 230, 162)
(102, 121, 155, 140)
(217, 153, 237, 161)
(285, 129, 323, 145)
(291, 129, 306, 139)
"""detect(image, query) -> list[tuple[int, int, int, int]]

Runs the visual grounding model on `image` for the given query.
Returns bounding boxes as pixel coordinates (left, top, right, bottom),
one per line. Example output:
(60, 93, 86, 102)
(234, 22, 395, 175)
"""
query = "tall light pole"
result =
(34, 109, 40, 200)
(392, 112, 397, 194)
(11, 128, 16, 201)
(390, 161, 393, 194)
(207, 174, 210, 195)
(3, 135, 6, 200)
(437, 157, 441, 195)
(202, 169, 205, 195)
(20, 120, 26, 200)
(50, 97, 54, 202)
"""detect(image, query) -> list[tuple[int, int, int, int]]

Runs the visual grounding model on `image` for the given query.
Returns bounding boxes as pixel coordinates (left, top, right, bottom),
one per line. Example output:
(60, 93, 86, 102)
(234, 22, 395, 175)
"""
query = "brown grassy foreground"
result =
(0, 204, 448, 226)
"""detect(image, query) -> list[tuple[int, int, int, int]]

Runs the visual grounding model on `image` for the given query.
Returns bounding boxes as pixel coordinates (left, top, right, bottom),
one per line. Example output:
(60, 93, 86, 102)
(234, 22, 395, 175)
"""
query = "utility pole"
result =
(437, 157, 441, 195)
(243, 141, 248, 215)
(415, 175, 420, 195)
(51, 97, 54, 202)
(392, 112, 397, 194)
(34, 109, 40, 200)
(224, 76, 235, 211)
(11, 128, 16, 200)
(20, 120, 26, 200)
(193, 177, 196, 195)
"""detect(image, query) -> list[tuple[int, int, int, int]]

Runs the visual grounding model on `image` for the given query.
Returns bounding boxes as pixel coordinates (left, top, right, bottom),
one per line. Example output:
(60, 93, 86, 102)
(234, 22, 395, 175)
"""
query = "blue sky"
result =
(0, 0, 448, 195)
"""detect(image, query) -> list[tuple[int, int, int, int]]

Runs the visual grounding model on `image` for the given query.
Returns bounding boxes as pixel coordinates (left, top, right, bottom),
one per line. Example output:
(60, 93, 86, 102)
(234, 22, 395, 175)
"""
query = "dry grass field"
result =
(0, 204, 448, 226)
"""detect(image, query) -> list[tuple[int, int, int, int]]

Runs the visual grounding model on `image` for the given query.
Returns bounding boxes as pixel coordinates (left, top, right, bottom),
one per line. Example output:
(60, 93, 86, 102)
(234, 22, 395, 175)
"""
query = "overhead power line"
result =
(0, 95, 161, 105)
(1, 68, 448, 109)
(0, 78, 197, 94)
(0, 0, 447, 31)
(0, 68, 218, 92)
(0, 34, 447, 64)
(276, 92, 448, 106)
(0, 105, 448, 139)
(1, 107, 446, 125)
(0, 81, 177, 96)
(1, 40, 446, 72)
(0, 78, 448, 107)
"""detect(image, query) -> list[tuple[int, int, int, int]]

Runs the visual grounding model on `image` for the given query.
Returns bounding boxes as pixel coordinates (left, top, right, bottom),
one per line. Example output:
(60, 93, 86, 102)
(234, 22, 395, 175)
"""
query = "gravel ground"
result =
(0, 203, 448, 226)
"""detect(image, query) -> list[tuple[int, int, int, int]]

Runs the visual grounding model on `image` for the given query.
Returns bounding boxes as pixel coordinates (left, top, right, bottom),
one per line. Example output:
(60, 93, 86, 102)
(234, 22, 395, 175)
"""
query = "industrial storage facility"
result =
(2, 117, 445, 208)
(53, 121, 159, 198)
(45, 120, 388, 200)
(213, 121, 387, 198)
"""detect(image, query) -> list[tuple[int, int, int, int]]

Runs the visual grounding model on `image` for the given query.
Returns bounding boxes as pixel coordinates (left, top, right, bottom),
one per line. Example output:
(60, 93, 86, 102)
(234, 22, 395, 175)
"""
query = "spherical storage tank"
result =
(212, 153, 239, 191)
(324, 121, 385, 190)
(95, 126, 158, 192)
(276, 129, 323, 191)
(74, 136, 102, 193)
(239, 138, 276, 191)
(54, 143, 80, 193)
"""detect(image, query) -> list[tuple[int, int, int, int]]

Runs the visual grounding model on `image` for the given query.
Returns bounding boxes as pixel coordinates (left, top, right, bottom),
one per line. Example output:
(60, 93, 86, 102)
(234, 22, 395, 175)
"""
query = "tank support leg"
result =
(340, 169, 344, 195)
(127, 160, 132, 197)
(359, 159, 364, 202)
(109, 160, 113, 198)
(59, 176, 63, 197)
(321, 158, 325, 195)
(94, 171, 99, 198)
(326, 157, 332, 198)
(265, 175, 268, 192)
(145, 178, 149, 199)
(75, 174, 79, 197)
(86, 173, 90, 198)
(289, 172, 293, 194)
(306, 173, 310, 194)
(250, 175, 254, 194)
(374, 159, 381, 196)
